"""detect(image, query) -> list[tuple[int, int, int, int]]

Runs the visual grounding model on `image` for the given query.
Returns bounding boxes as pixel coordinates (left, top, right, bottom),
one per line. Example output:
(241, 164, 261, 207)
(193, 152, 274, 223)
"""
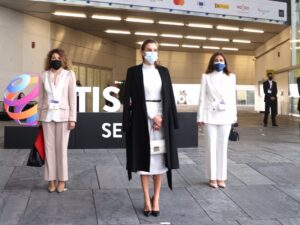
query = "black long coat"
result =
(122, 64, 179, 190)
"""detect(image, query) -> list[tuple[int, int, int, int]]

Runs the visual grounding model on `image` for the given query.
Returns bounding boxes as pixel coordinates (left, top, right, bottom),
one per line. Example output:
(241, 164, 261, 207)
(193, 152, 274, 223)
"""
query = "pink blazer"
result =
(38, 69, 77, 122)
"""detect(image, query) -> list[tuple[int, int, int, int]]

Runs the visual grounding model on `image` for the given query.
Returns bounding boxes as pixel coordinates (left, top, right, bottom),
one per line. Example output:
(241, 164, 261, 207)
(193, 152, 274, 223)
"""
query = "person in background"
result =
(197, 52, 237, 188)
(122, 39, 179, 217)
(38, 48, 77, 193)
(297, 77, 300, 114)
(76, 80, 82, 112)
(263, 72, 278, 127)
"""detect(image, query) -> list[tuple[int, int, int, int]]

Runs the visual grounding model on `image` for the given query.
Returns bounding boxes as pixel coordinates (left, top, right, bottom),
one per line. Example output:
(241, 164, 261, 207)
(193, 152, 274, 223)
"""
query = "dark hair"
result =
(206, 52, 230, 75)
(267, 72, 273, 76)
(140, 39, 159, 67)
(45, 48, 71, 71)
(17, 92, 25, 99)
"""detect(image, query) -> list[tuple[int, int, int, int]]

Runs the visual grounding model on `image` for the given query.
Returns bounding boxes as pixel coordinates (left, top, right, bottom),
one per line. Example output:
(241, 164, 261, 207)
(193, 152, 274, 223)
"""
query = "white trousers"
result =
(42, 122, 70, 181)
(204, 124, 231, 180)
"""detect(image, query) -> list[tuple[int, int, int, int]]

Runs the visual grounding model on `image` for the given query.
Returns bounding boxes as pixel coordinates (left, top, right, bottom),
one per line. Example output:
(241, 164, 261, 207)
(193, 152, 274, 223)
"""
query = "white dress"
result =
(137, 64, 168, 175)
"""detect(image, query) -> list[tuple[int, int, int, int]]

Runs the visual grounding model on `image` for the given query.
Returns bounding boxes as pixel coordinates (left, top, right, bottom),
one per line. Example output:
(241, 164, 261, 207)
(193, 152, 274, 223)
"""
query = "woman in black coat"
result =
(122, 39, 179, 217)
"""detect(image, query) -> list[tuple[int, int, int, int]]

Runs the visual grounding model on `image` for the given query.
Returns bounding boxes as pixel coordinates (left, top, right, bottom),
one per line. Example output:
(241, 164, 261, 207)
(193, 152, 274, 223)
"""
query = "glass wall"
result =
(72, 64, 113, 112)
(290, 0, 300, 115)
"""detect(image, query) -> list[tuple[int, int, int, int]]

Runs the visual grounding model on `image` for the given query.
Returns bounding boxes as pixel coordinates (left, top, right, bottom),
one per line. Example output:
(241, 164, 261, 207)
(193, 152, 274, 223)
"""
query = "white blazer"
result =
(38, 69, 77, 122)
(197, 71, 237, 125)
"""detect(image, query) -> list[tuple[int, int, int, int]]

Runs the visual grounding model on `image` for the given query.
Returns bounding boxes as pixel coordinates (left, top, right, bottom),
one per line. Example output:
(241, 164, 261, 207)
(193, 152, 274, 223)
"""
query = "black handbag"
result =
(27, 127, 45, 167)
(27, 147, 44, 167)
(229, 125, 239, 142)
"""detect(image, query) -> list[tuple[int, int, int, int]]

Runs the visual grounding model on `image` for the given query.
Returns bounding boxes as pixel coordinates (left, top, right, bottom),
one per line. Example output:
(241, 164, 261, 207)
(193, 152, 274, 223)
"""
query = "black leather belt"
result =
(146, 100, 161, 102)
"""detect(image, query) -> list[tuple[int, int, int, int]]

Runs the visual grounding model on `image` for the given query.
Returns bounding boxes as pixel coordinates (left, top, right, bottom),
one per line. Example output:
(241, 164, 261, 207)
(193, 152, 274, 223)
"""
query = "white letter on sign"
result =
(103, 86, 120, 112)
(102, 123, 111, 138)
(76, 87, 91, 112)
(113, 123, 122, 138)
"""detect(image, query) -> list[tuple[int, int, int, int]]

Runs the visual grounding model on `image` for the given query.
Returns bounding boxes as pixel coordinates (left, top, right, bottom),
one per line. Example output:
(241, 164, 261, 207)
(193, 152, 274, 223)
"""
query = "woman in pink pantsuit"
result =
(38, 48, 77, 193)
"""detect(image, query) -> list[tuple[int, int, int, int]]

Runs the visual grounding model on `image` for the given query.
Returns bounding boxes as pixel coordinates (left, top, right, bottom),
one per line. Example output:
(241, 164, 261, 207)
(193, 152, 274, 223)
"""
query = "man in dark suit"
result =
(263, 72, 278, 127)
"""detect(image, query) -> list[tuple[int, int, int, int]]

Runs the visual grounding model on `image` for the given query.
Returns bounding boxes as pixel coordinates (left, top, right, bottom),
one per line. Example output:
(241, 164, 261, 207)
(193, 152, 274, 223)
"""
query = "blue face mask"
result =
(144, 51, 158, 65)
(214, 62, 226, 72)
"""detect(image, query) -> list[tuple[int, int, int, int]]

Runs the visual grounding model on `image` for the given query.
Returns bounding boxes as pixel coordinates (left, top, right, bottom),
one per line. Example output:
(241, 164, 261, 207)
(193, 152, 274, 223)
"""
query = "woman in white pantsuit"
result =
(197, 52, 237, 188)
(38, 49, 77, 193)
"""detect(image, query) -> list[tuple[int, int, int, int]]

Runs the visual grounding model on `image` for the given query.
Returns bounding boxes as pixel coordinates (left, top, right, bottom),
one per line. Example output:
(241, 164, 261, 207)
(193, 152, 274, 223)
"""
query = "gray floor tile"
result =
(0, 190, 30, 225)
(227, 171, 246, 187)
(5, 166, 45, 190)
(0, 166, 14, 188)
(66, 164, 99, 190)
(279, 218, 300, 225)
(187, 185, 247, 220)
(277, 184, 300, 202)
(237, 218, 282, 225)
(255, 151, 292, 163)
(69, 151, 120, 167)
(224, 185, 300, 219)
(228, 153, 267, 164)
(94, 189, 139, 225)
(248, 162, 300, 185)
(128, 187, 212, 225)
(177, 164, 206, 186)
(228, 164, 274, 185)
(96, 165, 140, 189)
(0, 149, 29, 166)
(22, 190, 97, 225)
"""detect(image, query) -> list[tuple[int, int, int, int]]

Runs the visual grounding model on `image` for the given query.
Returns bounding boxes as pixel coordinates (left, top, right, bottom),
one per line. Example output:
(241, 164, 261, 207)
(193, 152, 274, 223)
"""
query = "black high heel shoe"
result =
(143, 210, 151, 217)
(151, 196, 160, 217)
(143, 197, 152, 217)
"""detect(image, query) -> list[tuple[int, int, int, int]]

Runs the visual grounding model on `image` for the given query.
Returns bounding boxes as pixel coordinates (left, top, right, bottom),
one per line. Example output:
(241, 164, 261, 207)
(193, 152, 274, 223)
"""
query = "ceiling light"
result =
(217, 25, 239, 31)
(125, 17, 154, 23)
(203, 46, 220, 50)
(105, 29, 131, 35)
(222, 47, 239, 51)
(232, 39, 251, 43)
(210, 37, 230, 42)
(91, 15, 121, 21)
(161, 34, 183, 38)
(187, 23, 213, 29)
(158, 21, 184, 26)
(135, 32, 158, 36)
(136, 41, 143, 45)
(242, 28, 264, 33)
(290, 39, 300, 43)
(160, 43, 180, 47)
(185, 35, 207, 40)
(182, 44, 200, 48)
(53, 11, 86, 18)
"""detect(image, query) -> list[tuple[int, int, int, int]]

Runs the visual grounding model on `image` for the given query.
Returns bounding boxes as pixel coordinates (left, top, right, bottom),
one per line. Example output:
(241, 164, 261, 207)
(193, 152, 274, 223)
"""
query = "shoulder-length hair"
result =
(140, 39, 159, 67)
(205, 52, 230, 75)
(44, 48, 71, 71)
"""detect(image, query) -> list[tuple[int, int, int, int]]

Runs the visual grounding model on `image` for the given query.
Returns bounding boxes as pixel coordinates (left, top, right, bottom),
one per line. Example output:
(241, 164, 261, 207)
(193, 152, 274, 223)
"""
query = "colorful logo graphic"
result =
(3, 74, 39, 126)
(173, 0, 185, 6)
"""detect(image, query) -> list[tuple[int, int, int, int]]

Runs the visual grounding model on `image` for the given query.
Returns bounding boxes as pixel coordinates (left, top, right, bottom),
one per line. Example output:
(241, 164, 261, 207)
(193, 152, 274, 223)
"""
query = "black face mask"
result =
(268, 76, 273, 80)
(50, 60, 62, 70)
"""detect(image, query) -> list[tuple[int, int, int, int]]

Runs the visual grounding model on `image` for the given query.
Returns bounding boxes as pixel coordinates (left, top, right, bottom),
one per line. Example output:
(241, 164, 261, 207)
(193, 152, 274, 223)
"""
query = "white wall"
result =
(0, 6, 135, 97)
(0, 6, 51, 96)
(136, 50, 255, 85)
(255, 27, 291, 115)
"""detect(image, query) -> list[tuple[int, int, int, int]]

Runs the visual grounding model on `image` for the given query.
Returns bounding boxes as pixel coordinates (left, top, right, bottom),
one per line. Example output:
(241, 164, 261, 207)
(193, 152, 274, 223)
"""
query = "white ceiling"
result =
(0, 0, 289, 55)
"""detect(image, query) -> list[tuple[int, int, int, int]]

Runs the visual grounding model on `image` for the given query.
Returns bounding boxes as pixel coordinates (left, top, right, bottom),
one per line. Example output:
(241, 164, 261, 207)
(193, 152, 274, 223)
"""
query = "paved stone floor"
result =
(0, 111, 300, 225)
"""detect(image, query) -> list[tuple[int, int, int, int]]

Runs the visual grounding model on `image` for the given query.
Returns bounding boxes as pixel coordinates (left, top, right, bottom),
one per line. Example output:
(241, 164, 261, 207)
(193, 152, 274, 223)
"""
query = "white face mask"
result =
(144, 51, 158, 65)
